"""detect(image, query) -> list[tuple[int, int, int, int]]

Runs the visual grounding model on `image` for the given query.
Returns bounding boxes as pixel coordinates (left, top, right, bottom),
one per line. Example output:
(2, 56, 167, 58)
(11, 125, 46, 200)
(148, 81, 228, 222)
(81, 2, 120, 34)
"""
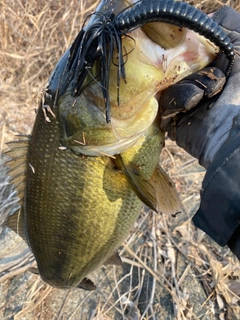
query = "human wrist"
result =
(193, 114, 240, 246)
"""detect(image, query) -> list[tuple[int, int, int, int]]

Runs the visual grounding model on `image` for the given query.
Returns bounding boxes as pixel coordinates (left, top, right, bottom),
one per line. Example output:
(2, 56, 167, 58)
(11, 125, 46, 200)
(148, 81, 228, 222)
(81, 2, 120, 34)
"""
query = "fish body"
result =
(7, 108, 164, 289)
(5, 0, 227, 289)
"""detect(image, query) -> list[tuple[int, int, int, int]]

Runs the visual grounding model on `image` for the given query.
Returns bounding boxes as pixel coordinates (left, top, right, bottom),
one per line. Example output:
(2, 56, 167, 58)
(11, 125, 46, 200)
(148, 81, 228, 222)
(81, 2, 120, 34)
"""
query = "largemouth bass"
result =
(5, 0, 233, 290)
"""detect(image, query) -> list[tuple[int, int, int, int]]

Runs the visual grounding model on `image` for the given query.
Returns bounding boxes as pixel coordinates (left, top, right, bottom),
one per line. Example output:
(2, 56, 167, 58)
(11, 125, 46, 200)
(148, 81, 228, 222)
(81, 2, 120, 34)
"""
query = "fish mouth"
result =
(57, 25, 217, 156)
(45, 0, 233, 156)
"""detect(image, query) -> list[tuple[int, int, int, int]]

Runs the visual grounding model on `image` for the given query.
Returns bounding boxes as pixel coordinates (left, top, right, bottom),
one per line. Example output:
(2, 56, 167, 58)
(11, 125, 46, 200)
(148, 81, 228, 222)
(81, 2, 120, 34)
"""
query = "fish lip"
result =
(69, 134, 141, 157)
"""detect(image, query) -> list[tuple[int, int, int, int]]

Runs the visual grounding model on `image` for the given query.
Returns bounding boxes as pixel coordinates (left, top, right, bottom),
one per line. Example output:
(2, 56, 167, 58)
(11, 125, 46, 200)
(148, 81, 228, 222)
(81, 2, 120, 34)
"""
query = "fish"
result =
(5, 114, 166, 290)
(4, 0, 228, 290)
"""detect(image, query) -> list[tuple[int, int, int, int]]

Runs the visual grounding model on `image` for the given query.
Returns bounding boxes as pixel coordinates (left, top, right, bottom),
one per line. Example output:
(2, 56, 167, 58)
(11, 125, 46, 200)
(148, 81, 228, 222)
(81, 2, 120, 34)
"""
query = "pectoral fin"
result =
(150, 165, 181, 215)
(77, 278, 96, 291)
(115, 155, 157, 212)
(103, 251, 122, 266)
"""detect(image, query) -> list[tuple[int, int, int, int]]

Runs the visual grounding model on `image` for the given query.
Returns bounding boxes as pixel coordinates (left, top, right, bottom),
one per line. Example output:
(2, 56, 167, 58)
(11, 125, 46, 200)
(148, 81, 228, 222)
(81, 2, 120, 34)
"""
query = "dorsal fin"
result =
(5, 135, 30, 207)
(103, 251, 123, 266)
(5, 208, 26, 240)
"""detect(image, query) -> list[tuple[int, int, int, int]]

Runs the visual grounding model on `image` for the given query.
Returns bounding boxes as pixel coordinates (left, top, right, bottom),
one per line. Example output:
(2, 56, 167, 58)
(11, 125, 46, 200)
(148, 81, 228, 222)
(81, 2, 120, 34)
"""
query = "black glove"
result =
(159, 6, 240, 259)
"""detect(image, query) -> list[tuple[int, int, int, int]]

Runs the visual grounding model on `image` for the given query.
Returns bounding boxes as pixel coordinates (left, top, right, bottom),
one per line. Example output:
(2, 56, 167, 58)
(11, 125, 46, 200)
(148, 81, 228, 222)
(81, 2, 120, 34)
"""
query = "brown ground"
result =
(0, 0, 240, 319)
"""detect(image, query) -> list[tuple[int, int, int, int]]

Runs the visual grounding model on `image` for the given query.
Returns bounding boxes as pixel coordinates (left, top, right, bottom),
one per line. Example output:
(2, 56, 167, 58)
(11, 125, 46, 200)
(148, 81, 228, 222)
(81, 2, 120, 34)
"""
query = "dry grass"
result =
(0, 0, 240, 319)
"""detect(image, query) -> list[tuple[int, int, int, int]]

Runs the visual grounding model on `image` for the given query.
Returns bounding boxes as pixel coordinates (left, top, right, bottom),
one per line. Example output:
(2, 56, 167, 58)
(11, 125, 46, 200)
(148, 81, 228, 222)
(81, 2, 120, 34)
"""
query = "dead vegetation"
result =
(0, 0, 240, 319)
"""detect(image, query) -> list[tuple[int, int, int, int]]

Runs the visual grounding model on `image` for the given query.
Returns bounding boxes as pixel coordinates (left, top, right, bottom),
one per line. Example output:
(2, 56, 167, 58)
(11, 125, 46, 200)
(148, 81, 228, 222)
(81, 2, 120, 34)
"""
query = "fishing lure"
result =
(67, 0, 235, 123)
(115, 0, 235, 74)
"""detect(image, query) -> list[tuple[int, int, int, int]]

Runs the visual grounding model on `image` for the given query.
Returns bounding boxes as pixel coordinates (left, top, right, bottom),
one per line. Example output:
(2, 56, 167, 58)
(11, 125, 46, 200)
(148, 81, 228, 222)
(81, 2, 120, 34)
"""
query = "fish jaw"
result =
(58, 25, 217, 156)
(58, 88, 159, 157)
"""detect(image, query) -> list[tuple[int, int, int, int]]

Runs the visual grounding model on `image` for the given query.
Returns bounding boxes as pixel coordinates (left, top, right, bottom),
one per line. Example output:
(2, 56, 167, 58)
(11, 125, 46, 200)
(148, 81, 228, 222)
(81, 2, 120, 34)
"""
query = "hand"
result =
(160, 66, 226, 167)
(160, 6, 240, 169)
(159, 6, 240, 259)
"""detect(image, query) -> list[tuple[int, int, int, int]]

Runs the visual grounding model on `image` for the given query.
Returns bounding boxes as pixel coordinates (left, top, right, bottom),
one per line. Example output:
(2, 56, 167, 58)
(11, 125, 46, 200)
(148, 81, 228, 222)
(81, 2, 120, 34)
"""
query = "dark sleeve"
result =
(193, 114, 240, 258)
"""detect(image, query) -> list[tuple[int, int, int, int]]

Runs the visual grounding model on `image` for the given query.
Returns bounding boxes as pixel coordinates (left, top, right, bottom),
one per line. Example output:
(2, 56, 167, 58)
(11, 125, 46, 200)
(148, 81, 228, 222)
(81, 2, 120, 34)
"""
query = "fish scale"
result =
(22, 106, 160, 288)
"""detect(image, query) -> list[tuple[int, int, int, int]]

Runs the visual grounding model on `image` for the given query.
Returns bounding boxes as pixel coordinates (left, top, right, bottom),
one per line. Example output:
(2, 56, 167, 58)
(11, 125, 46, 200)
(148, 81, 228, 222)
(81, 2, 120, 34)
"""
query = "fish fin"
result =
(5, 208, 26, 240)
(77, 278, 96, 291)
(150, 165, 182, 215)
(28, 267, 39, 275)
(103, 251, 123, 266)
(5, 136, 29, 207)
(115, 155, 157, 212)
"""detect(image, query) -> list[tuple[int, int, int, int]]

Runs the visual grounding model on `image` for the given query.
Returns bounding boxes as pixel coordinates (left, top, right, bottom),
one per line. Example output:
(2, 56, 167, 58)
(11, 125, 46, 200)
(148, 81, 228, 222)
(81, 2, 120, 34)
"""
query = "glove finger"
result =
(160, 67, 225, 115)
(212, 7, 240, 76)
(160, 82, 204, 117)
(213, 6, 240, 34)
(181, 67, 226, 98)
(159, 67, 226, 136)
(159, 67, 225, 132)
(159, 83, 203, 134)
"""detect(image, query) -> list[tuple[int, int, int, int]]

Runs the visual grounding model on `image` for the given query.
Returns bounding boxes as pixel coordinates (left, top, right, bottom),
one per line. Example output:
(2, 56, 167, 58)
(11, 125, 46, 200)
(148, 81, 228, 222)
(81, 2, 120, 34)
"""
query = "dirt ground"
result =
(0, 0, 240, 319)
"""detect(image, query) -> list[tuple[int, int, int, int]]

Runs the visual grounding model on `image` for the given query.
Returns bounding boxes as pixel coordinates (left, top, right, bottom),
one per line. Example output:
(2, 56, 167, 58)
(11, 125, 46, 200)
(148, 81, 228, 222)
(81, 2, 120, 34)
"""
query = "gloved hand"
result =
(159, 6, 240, 259)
